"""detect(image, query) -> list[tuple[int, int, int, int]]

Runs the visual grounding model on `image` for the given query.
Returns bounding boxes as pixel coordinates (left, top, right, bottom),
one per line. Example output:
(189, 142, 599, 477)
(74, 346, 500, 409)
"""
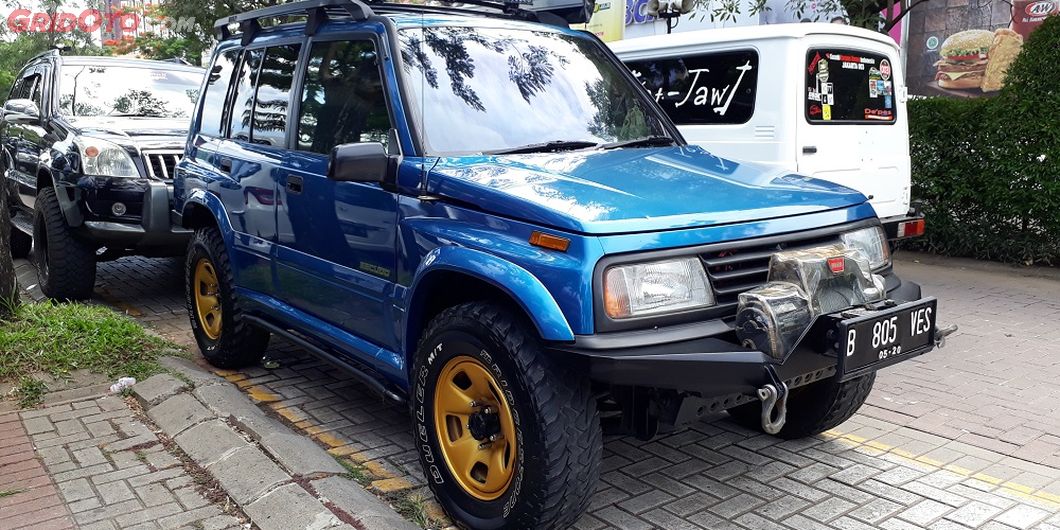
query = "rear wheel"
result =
(186, 226, 269, 368)
(727, 373, 876, 439)
(32, 187, 96, 300)
(412, 303, 602, 529)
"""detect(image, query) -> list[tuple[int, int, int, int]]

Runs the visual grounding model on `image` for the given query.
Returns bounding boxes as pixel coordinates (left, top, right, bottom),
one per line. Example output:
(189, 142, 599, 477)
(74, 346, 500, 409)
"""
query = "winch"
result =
(735, 244, 888, 433)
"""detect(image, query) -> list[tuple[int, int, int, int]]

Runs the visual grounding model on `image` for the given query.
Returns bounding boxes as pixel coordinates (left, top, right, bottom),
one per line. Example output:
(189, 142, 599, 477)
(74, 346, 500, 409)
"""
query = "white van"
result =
(609, 23, 924, 239)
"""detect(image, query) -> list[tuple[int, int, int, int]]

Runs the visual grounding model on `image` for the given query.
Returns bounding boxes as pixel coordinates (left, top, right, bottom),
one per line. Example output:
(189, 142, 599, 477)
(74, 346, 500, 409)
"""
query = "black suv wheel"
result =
(412, 303, 602, 529)
(186, 226, 269, 368)
(32, 187, 96, 300)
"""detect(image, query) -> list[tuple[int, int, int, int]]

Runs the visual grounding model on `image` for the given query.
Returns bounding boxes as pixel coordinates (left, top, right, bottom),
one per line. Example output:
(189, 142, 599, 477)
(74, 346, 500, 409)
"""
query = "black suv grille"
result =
(702, 232, 843, 315)
(143, 151, 181, 180)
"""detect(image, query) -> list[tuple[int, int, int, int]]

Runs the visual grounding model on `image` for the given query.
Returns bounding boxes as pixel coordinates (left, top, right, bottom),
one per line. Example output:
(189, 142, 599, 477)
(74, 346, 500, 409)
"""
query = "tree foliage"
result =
(906, 15, 1060, 265)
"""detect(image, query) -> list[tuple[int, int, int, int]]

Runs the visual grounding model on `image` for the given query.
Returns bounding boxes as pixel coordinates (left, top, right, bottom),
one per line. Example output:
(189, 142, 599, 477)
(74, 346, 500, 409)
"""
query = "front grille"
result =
(702, 231, 843, 315)
(142, 151, 182, 180)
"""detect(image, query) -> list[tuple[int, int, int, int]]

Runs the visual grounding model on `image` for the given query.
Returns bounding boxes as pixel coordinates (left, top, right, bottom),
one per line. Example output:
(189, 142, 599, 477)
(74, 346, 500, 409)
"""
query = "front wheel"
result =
(412, 303, 602, 529)
(727, 372, 876, 439)
(33, 187, 96, 300)
(185, 226, 269, 368)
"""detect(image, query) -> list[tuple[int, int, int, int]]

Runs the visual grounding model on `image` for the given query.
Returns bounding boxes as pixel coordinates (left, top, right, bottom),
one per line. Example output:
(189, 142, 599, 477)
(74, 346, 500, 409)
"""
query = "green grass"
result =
(335, 457, 373, 486)
(13, 377, 47, 408)
(392, 492, 431, 529)
(0, 489, 25, 498)
(0, 302, 176, 393)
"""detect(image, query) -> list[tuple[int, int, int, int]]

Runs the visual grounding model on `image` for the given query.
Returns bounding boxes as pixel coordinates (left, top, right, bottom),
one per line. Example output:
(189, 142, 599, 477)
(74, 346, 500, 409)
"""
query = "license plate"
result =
(837, 298, 937, 381)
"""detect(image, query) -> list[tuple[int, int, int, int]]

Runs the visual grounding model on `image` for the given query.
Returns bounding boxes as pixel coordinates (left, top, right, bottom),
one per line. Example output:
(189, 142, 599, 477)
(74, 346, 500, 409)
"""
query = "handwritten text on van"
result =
(634, 60, 754, 117)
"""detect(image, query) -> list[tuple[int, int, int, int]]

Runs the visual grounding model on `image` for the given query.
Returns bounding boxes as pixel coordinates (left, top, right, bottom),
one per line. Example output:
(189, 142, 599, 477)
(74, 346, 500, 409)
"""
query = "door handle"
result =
(286, 175, 303, 195)
(218, 157, 232, 173)
(802, 146, 818, 154)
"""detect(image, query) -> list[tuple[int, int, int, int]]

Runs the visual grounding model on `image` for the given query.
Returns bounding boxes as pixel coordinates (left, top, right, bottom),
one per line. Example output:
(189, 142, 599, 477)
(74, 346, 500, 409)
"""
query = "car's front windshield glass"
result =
(398, 25, 672, 156)
(58, 64, 202, 119)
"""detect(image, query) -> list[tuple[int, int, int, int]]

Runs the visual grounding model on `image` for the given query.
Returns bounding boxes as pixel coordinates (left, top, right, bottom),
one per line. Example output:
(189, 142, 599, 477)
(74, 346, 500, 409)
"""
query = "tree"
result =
(0, 175, 18, 318)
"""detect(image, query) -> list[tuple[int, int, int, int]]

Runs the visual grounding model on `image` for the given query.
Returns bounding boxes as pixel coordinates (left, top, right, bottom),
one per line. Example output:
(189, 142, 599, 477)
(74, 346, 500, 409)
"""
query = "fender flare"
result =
(181, 188, 235, 239)
(406, 246, 576, 349)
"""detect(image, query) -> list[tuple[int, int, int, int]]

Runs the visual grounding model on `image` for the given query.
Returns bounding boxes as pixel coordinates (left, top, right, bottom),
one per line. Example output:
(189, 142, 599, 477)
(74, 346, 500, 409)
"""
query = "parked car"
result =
(609, 24, 926, 240)
(173, 1, 946, 528)
(1, 52, 205, 300)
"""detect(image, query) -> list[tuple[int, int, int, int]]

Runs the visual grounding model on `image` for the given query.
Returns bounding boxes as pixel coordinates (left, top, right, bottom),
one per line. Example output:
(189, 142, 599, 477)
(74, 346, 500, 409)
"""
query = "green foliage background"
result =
(907, 15, 1060, 265)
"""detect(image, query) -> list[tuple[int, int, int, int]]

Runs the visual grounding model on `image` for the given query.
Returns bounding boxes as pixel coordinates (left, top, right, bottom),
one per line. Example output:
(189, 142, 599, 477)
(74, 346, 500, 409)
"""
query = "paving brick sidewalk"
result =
(0, 410, 75, 529)
(8, 394, 246, 530)
(11, 253, 1060, 529)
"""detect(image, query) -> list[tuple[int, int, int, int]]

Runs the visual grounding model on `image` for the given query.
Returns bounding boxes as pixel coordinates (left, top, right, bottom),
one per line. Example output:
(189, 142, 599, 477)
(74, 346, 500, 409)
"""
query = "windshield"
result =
(398, 26, 672, 156)
(58, 64, 202, 119)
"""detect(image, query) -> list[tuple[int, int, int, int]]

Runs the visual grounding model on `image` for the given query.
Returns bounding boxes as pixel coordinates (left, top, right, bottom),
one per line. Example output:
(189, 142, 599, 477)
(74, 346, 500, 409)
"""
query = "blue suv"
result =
(174, 1, 945, 527)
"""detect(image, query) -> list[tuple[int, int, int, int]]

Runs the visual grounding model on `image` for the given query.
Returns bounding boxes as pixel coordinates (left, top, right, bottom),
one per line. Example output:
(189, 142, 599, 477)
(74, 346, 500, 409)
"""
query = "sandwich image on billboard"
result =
(934, 29, 1023, 92)
(907, 0, 1056, 97)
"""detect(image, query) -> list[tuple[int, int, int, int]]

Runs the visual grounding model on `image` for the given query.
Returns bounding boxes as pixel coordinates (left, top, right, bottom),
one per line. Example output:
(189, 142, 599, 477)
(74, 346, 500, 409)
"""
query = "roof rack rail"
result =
(214, 0, 593, 41)
(214, 0, 374, 43)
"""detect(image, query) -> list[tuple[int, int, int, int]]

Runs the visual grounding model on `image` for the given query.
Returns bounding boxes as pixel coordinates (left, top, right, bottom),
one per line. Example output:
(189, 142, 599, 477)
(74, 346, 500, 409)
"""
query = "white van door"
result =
(796, 43, 910, 221)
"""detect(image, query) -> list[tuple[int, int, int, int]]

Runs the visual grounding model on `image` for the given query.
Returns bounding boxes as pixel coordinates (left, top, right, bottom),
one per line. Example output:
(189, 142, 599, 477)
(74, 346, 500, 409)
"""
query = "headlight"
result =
(77, 137, 139, 177)
(840, 226, 890, 269)
(604, 257, 714, 319)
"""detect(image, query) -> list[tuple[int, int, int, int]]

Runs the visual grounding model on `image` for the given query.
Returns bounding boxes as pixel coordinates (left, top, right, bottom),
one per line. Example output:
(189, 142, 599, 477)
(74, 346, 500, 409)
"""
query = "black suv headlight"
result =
(77, 137, 140, 178)
(603, 257, 715, 319)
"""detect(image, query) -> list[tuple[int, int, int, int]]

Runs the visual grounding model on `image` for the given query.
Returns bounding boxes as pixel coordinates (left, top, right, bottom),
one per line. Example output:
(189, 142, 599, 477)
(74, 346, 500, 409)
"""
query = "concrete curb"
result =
(133, 358, 419, 530)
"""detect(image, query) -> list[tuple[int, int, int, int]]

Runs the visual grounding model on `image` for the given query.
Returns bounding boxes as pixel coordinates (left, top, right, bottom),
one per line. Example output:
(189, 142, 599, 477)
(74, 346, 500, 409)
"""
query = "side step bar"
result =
(243, 315, 405, 403)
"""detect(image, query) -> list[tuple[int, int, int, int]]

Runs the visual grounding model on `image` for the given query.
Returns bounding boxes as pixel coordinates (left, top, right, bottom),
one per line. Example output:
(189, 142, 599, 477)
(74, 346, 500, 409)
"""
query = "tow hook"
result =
(758, 365, 789, 435)
(934, 324, 958, 348)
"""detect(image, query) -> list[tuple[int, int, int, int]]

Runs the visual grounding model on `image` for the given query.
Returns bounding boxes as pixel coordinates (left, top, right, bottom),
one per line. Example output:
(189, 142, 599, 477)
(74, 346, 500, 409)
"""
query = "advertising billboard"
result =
(906, 0, 1058, 97)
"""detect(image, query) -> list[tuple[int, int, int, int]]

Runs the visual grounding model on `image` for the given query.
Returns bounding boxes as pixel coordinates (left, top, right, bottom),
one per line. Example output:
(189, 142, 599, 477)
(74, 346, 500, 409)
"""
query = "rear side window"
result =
(252, 44, 301, 147)
(297, 40, 392, 154)
(230, 48, 264, 141)
(199, 49, 239, 138)
(805, 49, 896, 124)
(625, 50, 758, 125)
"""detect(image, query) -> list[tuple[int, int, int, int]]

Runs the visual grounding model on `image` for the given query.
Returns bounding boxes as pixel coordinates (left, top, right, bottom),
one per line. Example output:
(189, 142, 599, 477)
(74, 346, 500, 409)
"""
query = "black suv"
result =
(1, 51, 204, 300)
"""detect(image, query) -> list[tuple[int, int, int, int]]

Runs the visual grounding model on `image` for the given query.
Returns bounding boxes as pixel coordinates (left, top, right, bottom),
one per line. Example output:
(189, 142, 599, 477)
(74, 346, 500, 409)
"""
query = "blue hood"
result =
(426, 146, 869, 235)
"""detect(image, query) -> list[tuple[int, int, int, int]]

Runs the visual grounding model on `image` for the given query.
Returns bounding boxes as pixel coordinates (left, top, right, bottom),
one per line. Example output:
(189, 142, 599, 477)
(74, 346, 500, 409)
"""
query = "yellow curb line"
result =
(822, 431, 1060, 509)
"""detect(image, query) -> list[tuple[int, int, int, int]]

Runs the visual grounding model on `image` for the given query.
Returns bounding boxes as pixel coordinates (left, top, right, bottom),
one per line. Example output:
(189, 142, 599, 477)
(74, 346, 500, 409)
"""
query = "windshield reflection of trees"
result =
(399, 29, 571, 109)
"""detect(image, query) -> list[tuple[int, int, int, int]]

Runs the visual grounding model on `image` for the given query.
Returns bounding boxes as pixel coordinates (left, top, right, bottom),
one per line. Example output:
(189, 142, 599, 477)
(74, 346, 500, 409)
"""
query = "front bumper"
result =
(550, 278, 929, 399)
(78, 180, 192, 251)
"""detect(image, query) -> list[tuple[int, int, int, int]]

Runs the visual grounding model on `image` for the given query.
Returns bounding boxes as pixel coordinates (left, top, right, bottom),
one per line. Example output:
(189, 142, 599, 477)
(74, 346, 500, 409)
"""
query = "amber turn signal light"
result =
(529, 231, 570, 252)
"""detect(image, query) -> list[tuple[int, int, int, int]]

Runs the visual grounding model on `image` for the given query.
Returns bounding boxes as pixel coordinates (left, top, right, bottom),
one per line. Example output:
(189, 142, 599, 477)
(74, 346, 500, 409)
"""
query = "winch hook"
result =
(758, 365, 789, 435)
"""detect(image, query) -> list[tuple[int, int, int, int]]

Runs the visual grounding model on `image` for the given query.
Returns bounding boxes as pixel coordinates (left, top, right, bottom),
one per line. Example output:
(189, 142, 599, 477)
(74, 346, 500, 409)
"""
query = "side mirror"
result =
(327, 142, 392, 184)
(3, 98, 40, 125)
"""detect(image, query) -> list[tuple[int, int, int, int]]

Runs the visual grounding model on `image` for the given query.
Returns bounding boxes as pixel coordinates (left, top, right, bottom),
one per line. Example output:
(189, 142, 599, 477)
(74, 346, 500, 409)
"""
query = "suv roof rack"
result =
(214, 0, 591, 42)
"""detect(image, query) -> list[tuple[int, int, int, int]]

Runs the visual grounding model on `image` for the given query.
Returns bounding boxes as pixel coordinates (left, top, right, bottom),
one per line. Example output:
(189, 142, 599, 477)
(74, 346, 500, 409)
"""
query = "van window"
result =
(199, 49, 239, 138)
(252, 44, 301, 147)
(625, 50, 758, 125)
(805, 49, 895, 124)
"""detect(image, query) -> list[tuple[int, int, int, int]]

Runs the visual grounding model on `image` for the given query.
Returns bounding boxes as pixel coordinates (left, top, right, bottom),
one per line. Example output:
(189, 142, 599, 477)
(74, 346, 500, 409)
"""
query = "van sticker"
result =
(822, 104, 832, 120)
(880, 59, 892, 81)
(869, 79, 878, 98)
(877, 80, 886, 95)
(673, 60, 755, 117)
(884, 95, 892, 109)
(884, 81, 893, 96)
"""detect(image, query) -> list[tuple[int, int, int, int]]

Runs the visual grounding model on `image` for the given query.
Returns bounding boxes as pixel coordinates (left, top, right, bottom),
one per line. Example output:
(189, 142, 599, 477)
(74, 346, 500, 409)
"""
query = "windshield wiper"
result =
(598, 136, 677, 150)
(486, 140, 599, 155)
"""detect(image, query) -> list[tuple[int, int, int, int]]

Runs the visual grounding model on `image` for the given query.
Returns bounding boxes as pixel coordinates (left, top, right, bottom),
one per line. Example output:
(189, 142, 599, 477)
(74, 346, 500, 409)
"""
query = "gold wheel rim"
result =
(193, 258, 222, 341)
(433, 355, 518, 501)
